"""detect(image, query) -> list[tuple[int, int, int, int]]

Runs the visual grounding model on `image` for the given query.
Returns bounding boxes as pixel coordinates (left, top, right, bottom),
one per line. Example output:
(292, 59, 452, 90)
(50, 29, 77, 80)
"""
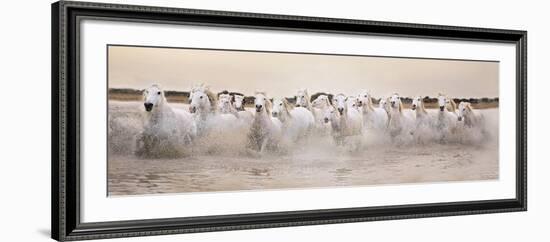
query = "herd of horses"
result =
(134, 84, 487, 157)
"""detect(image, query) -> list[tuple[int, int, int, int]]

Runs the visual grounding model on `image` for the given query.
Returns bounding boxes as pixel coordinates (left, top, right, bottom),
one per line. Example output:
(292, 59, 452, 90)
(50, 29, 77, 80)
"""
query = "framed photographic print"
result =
(52, 1, 527, 241)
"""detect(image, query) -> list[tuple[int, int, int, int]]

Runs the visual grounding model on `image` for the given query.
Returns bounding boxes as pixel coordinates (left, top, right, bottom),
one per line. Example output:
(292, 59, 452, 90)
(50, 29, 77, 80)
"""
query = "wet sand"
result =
(108, 101, 499, 196)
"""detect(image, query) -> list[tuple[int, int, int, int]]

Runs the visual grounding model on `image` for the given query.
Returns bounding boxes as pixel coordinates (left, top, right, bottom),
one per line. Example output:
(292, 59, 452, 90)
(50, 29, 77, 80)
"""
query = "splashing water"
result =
(108, 101, 499, 196)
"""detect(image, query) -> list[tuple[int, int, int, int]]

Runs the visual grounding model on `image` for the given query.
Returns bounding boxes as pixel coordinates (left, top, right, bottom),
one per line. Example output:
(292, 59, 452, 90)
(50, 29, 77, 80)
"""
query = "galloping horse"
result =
(357, 91, 388, 130)
(272, 97, 315, 142)
(247, 92, 282, 153)
(136, 84, 196, 157)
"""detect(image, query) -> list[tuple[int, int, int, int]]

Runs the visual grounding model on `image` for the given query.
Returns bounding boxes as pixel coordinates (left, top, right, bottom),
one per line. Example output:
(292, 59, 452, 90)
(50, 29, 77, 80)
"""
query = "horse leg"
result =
(259, 137, 269, 154)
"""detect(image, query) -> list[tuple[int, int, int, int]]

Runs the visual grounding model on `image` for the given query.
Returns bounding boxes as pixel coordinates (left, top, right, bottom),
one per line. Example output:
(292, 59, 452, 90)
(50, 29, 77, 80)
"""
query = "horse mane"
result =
(392, 93, 402, 113)
(264, 98, 273, 115)
(205, 89, 218, 113)
(417, 97, 428, 114)
(419, 99, 427, 114)
(282, 98, 293, 117)
(466, 102, 473, 112)
(448, 98, 457, 112)
(366, 95, 375, 112)
(461, 102, 474, 115)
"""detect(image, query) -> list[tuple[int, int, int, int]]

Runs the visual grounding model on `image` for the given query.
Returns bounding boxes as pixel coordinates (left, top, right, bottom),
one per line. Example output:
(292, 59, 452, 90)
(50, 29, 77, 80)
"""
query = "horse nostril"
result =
(324, 117, 329, 123)
(144, 103, 153, 111)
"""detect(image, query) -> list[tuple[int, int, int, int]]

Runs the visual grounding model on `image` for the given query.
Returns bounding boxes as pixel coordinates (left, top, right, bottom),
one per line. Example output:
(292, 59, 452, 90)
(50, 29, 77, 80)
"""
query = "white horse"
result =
(135, 84, 196, 158)
(347, 96, 361, 112)
(435, 93, 458, 142)
(216, 94, 239, 127)
(456, 101, 487, 143)
(233, 94, 254, 124)
(247, 92, 282, 153)
(331, 94, 363, 145)
(387, 93, 414, 141)
(379, 97, 392, 122)
(311, 94, 333, 135)
(295, 89, 313, 111)
(189, 84, 217, 118)
(272, 98, 315, 142)
(411, 96, 435, 143)
(312, 94, 332, 110)
(357, 91, 388, 130)
(457, 102, 485, 128)
(189, 84, 218, 136)
(218, 94, 237, 114)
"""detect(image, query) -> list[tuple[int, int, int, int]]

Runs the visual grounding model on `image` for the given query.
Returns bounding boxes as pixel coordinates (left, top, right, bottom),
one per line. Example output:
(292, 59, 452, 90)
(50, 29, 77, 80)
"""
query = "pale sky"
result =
(108, 45, 499, 98)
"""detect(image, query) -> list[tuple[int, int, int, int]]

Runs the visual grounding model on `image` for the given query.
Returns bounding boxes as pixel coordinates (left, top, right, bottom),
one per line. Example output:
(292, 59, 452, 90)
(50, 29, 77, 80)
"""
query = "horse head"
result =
(142, 84, 166, 112)
(254, 92, 272, 115)
(457, 102, 473, 122)
(271, 98, 292, 121)
(357, 90, 372, 108)
(390, 93, 403, 113)
(437, 93, 452, 112)
(347, 96, 360, 111)
(379, 97, 388, 110)
(322, 105, 339, 124)
(333, 94, 347, 115)
(217, 94, 233, 113)
(189, 85, 217, 114)
(295, 89, 310, 108)
(233, 94, 245, 110)
(312, 95, 330, 109)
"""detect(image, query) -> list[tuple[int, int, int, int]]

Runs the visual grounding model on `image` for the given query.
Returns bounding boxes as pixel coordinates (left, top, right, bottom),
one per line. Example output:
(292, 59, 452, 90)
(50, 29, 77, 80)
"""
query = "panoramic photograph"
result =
(107, 45, 499, 196)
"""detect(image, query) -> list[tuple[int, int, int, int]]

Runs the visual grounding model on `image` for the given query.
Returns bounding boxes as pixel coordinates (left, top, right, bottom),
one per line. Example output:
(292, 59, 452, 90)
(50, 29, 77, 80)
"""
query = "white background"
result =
(0, 0, 545, 241)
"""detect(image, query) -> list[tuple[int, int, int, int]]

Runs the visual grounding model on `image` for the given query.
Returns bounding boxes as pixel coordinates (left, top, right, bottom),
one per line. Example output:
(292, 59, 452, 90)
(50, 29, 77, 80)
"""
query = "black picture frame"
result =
(51, 1, 527, 241)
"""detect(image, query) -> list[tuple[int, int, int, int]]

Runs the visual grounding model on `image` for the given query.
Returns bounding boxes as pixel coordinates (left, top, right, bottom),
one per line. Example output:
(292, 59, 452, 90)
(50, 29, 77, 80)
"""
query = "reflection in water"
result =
(108, 101, 499, 196)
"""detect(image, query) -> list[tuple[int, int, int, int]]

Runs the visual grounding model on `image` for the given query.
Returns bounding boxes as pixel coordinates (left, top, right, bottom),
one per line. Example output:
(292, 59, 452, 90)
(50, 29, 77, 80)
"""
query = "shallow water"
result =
(108, 101, 499, 196)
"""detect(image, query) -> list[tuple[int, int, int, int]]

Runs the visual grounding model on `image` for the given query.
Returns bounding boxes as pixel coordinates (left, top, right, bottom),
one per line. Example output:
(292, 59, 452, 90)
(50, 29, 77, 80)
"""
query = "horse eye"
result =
(200, 96, 203, 99)
(280, 103, 282, 106)
(157, 91, 161, 95)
